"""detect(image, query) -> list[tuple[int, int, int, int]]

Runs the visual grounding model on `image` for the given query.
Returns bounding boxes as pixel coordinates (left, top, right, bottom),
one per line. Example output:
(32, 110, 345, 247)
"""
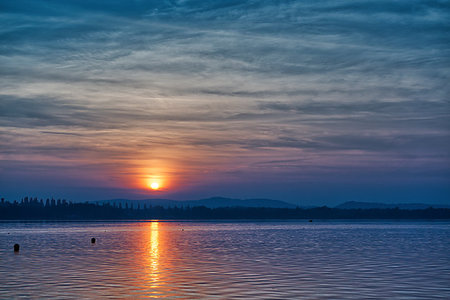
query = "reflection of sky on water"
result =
(0, 222, 449, 298)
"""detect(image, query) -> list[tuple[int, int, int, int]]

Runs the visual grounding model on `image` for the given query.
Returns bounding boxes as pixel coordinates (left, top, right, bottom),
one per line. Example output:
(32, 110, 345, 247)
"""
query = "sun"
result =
(144, 176, 164, 191)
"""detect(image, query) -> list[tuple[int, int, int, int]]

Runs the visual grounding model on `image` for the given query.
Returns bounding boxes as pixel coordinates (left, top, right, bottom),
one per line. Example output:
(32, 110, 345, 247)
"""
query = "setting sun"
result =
(142, 172, 168, 192)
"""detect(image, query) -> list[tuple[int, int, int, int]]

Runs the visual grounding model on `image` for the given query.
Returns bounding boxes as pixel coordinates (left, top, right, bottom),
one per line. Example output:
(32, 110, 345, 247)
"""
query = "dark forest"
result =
(1, 197, 449, 220)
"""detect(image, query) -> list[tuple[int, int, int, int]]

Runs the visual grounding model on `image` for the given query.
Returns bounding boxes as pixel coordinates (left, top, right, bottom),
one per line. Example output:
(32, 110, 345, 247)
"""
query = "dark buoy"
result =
(91, 238, 96, 244)
(308, 219, 313, 222)
(14, 244, 20, 252)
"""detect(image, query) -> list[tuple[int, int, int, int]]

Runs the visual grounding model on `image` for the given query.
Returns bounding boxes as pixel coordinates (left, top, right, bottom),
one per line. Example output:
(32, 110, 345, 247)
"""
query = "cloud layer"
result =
(1, 0, 449, 203)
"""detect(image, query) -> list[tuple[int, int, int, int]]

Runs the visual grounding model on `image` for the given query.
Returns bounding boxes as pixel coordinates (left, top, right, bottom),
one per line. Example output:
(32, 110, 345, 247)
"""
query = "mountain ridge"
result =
(335, 201, 450, 210)
(94, 198, 450, 209)
(96, 197, 297, 208)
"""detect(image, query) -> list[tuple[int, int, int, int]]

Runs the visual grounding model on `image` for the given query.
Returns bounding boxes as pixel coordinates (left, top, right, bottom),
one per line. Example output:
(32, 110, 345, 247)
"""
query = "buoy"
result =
(91, 238, 96, 243)
(308, 219, 313, 222)
(14, 244, 20, 252)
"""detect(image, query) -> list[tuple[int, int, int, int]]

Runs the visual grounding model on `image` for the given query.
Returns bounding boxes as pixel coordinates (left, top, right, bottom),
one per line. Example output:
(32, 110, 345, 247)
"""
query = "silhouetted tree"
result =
(1, 196, 450, 220)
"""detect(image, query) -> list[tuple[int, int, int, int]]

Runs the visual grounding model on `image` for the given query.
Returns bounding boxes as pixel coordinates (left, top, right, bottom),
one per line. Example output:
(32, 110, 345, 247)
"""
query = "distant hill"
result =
(335, 201, 450, 210)
(95, 199, 450, 210)
(188, 197, 296, 208)
(96, 198, 178, 208)
(96, 197, 296, 209)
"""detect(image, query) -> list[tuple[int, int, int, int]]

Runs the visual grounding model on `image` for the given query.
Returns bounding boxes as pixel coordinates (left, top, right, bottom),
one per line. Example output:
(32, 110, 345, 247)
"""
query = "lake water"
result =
(1, 221, 449, 299)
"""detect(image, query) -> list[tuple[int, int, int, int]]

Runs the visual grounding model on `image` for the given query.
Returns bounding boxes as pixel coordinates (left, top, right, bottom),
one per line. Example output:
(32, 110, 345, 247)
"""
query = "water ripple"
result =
(1, 221, 449, 299)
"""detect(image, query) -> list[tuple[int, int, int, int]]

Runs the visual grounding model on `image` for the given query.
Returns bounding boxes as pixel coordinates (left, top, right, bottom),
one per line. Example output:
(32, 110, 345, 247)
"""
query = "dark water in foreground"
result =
(1, 221, 449, 299)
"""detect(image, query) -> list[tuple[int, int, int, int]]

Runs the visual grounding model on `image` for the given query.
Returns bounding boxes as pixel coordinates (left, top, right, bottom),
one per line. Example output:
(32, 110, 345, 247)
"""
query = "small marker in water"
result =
(308, 219, 313, 222)
(91, 238, 96, 244)
(14, 244, 20, 252)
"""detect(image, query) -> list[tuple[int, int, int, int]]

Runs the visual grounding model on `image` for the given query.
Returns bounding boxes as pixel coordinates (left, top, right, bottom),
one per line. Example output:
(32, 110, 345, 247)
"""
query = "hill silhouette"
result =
(96, 197, 296, 209)
(1, 196, 450, 220)
(335, 201, 450, 210)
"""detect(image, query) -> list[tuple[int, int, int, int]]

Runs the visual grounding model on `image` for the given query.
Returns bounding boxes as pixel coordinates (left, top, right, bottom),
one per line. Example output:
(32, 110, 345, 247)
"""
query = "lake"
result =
(1, 221, 449, 299)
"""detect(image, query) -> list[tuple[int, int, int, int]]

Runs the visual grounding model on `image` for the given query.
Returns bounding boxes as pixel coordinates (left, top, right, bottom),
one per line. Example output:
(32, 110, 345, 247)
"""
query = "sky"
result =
(0, 0, 449, 206)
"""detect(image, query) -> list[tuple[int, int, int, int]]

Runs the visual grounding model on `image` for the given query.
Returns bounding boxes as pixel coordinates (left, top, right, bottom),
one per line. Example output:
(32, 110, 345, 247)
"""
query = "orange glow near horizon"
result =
(132, 162, 175, 192)
(126, 157, 209, 194)
(145, 177, 164, 190)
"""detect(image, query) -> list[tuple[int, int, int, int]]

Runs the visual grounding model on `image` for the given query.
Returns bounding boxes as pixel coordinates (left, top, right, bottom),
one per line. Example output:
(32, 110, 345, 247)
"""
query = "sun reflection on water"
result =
(145, 221, 160, 288)
(150, 222, 159, 271)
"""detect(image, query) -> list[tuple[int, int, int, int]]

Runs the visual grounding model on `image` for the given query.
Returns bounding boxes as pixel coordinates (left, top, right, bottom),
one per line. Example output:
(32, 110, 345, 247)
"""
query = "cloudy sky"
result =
(1, 0, 449, 205)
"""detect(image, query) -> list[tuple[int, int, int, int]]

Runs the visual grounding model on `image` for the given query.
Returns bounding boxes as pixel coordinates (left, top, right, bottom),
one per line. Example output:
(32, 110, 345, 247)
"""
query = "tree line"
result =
(1, 196, 449, 220)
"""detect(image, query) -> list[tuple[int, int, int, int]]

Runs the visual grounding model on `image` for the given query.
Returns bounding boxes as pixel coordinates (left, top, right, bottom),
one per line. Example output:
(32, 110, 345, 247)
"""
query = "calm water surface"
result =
(1, 221, 449, 299)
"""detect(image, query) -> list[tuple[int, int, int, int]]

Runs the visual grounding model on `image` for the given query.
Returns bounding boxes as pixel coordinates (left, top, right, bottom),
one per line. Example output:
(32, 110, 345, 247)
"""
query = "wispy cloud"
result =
(0, 0, 449, 202)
